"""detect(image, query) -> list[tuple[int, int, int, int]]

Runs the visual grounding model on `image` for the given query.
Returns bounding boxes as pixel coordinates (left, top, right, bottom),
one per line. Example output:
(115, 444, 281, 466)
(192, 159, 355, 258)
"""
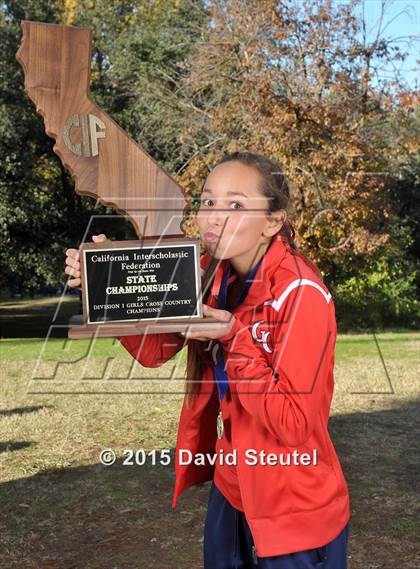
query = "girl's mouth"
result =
(204, 232, 220, 243)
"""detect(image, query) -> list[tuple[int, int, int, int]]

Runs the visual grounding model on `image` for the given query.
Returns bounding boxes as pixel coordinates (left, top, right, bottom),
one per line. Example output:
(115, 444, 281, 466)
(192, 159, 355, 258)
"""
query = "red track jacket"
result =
(118, 234, 351, 557)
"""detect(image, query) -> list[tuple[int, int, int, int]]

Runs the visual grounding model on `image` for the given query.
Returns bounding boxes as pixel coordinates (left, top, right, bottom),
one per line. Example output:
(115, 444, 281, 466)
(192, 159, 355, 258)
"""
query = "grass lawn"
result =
(0, 297, 419, 568)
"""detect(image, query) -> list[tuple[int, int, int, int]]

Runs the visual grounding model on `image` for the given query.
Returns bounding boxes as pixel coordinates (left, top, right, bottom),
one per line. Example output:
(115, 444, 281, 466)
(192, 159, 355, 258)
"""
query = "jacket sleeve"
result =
(218, 283, 335, 447)
(118, 332, 186, 368)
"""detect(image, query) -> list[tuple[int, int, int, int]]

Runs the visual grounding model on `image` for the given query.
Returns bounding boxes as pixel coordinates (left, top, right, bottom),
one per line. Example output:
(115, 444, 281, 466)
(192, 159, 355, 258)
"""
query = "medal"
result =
(217, 410, 224, 439)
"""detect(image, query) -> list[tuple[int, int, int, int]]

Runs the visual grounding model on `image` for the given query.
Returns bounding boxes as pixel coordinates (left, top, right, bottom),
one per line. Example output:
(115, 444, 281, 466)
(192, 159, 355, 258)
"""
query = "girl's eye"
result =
(198, 198, 243, 209)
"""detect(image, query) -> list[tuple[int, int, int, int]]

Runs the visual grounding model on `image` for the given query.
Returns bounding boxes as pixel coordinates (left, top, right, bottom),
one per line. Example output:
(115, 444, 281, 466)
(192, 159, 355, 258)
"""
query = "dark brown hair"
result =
(184, 151, 321, 406)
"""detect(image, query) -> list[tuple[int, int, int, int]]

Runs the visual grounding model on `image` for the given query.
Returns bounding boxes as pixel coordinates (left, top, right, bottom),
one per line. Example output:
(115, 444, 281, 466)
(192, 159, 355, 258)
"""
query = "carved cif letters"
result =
(62, 113, 106, 157)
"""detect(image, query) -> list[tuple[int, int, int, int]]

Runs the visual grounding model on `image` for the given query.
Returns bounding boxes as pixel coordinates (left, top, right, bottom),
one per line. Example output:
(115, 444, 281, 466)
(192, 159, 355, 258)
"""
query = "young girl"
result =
(65, 151, 350, 568)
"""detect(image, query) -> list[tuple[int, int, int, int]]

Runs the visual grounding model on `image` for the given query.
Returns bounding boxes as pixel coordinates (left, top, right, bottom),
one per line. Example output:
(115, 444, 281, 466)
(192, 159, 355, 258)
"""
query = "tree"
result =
(176, 0, 419, 328)
(0, 0, 209, 294)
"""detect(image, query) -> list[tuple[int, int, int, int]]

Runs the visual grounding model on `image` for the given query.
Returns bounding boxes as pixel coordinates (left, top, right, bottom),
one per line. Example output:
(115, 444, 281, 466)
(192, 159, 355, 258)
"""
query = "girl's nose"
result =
(206, 207, 227, 227)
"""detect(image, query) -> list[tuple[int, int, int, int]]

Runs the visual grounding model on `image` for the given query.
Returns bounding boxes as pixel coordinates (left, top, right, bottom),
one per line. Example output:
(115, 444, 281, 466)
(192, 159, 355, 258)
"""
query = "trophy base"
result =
(68, 314, 229, 339)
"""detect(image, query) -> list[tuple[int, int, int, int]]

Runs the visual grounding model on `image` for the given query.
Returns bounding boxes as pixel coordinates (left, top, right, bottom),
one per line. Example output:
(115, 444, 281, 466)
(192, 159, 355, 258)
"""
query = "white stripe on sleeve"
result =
(264, 278, 332, 312)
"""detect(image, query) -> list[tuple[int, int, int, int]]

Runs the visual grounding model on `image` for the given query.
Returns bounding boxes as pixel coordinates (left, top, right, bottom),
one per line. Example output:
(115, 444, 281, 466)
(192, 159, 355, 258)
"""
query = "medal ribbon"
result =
(214, 256, 264, 401)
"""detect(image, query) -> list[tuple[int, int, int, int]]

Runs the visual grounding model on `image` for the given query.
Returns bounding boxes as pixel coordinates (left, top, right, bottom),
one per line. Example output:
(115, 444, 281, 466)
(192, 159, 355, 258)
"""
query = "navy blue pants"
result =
(203, 481, 349, 568)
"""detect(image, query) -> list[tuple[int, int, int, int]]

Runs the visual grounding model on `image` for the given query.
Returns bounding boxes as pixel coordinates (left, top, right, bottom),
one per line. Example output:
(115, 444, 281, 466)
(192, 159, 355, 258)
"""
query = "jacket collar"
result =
(201, 234, 293, 311)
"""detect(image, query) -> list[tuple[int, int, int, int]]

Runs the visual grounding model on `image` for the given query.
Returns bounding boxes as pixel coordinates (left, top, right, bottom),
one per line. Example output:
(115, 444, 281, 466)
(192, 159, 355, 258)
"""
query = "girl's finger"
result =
(92, 234, 107, 242)
(182, 331, 208, 340)
(65, 258, 80, 270)
(65, 248, 80, 260)
(68, 277, 81, 288)
(202, 303, 232, 322)
(64, 266, 80, 277)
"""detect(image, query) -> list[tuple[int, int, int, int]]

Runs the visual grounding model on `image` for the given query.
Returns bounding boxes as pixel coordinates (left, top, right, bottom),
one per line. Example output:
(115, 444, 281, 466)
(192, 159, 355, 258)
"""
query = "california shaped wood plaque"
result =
(16, 20, 223, 338)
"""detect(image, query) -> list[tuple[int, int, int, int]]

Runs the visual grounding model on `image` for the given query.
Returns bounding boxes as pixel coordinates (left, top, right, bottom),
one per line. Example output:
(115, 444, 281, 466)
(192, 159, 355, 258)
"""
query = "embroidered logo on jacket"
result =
(251, 320, 273, 353)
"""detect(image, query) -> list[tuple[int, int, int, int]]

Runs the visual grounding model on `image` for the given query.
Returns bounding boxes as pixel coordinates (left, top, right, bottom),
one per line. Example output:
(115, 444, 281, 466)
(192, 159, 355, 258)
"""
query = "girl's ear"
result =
(263, 209, 288, 237)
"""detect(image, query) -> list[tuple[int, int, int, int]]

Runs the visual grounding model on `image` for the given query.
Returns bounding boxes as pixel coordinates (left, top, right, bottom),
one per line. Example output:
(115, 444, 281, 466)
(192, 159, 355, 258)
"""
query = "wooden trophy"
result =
(16, 20, 223, 338)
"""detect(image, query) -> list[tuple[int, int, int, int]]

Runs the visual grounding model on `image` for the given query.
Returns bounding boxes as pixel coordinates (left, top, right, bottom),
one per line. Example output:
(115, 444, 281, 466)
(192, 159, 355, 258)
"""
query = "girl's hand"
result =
(181, 304, 235, 341)
(64, 234, 108, 288)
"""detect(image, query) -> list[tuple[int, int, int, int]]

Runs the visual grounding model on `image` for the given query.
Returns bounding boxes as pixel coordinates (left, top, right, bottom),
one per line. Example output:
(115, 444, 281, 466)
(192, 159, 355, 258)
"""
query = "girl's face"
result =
(196, 161, 275, 264)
